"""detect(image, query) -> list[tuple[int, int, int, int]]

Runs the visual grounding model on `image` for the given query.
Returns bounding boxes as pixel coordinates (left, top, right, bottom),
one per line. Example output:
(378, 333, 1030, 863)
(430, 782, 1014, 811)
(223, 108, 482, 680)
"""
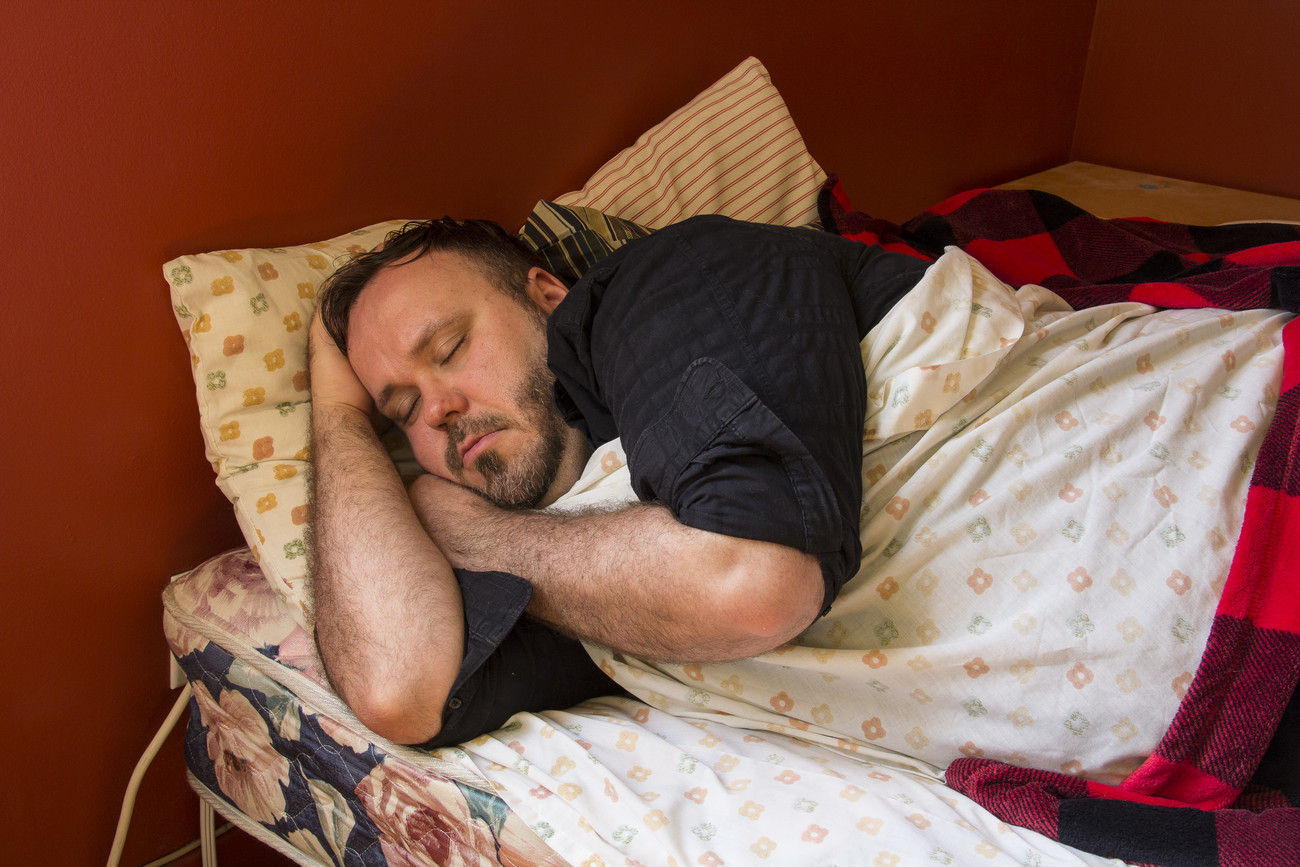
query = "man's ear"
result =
(525, 267, 569, 314)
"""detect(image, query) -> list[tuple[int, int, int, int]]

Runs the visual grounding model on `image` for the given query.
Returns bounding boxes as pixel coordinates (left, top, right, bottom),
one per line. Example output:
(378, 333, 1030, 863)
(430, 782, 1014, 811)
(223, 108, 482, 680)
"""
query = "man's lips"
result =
(459, 429, 503, 467)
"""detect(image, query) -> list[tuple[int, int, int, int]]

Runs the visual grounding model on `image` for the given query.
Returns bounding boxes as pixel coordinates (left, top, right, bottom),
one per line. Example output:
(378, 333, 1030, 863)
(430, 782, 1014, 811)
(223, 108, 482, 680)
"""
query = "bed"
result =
(162, 58, 1300, 866)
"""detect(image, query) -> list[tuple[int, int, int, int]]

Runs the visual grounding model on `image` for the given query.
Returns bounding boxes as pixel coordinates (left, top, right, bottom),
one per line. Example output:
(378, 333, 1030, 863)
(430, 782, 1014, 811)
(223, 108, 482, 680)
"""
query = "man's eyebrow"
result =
(374, 313, 465, 413)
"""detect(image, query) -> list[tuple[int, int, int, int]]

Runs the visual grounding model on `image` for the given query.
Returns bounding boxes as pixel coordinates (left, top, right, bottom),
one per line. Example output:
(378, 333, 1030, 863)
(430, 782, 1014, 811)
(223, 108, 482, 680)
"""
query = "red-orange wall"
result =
(9, 1, 1239, 864)
(1074, 0, 1300, 199)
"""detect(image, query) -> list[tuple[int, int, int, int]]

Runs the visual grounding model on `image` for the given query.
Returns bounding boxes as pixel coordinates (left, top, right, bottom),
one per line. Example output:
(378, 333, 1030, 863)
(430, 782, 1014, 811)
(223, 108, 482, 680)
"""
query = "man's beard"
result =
(443, 360, 569, 509)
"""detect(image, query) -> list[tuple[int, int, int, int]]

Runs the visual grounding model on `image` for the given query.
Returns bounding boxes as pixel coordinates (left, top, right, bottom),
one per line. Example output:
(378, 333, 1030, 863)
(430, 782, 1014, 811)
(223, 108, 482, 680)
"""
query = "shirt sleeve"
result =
(547, 216, 928, 611)
(418, 568, 620, 748)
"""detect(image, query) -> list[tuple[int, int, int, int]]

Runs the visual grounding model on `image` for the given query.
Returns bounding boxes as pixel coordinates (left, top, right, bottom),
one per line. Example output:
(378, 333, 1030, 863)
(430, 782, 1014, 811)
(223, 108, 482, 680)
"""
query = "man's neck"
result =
(536, 428, 593, 508)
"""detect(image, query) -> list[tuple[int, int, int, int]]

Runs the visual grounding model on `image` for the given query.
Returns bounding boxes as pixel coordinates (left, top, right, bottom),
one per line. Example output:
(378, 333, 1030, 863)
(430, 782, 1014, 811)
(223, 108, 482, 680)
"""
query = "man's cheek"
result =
(409, 434, 453, 479)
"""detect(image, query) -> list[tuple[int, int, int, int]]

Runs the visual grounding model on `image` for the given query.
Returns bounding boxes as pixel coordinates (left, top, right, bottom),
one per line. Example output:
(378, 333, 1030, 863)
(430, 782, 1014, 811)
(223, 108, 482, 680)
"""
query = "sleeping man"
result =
(307, 215, 930, 747)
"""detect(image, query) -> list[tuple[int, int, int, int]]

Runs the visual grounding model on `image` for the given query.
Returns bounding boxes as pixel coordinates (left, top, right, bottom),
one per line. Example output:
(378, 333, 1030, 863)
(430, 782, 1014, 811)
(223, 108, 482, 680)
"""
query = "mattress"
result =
(164, 547, 1120, 866)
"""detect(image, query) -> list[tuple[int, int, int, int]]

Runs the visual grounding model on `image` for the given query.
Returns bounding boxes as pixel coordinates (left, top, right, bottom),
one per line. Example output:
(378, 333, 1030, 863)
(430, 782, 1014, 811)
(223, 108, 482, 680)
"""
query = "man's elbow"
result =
(316, 633, 450, 745)
(343, 681, 447, 745)
(713, 545, 824, 652)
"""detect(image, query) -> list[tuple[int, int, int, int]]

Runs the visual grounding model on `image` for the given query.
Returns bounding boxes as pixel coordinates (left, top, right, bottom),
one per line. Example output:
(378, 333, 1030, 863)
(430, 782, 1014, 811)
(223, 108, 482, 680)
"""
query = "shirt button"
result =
(447, 697, 462, 709)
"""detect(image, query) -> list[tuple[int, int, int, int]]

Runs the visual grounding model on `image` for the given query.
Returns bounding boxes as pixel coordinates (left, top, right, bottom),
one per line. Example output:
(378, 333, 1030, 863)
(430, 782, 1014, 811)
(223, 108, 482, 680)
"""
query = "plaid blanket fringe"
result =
(819, 176, 1300, 867)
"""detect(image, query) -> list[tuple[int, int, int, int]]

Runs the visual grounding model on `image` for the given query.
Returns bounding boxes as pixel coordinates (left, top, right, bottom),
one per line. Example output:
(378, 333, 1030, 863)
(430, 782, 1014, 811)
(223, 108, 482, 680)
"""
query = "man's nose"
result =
(421, 388, 469, 430)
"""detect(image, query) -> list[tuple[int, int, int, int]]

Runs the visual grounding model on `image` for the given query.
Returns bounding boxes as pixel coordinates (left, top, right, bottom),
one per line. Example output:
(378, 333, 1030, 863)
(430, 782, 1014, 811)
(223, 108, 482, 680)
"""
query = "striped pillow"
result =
(554, 56, 825, 228)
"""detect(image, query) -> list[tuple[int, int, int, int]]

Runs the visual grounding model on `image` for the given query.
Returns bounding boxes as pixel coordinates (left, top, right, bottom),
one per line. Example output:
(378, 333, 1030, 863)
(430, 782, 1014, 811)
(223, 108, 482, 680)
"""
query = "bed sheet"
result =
(164, 546, 1121, 866)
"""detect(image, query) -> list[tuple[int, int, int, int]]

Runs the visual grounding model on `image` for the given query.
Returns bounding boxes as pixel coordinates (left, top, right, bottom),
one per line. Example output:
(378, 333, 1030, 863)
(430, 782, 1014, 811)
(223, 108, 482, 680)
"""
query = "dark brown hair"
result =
(317, 218, 545, 354)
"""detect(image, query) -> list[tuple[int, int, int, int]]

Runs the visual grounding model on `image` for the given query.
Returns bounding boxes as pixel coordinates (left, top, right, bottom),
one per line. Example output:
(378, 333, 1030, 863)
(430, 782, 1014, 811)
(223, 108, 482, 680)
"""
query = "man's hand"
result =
(309, 311, 384, 425)
(408, 474, 825, 663)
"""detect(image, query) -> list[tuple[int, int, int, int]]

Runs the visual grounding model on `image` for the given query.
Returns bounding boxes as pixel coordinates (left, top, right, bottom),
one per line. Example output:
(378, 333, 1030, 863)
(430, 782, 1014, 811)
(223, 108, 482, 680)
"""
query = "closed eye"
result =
(442, 334, 466, 364)
(401, 395, 420, 427)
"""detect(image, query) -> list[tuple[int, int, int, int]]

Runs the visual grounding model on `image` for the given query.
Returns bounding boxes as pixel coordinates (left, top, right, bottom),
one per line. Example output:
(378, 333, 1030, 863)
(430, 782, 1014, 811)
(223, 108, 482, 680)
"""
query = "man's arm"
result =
(308, 314, 463, 744)
(409, 473, 825, 662)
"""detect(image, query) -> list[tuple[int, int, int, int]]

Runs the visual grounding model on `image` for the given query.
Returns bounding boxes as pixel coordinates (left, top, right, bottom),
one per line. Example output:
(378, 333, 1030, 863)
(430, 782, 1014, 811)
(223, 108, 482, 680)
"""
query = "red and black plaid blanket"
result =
(820, 177, 1300, 867)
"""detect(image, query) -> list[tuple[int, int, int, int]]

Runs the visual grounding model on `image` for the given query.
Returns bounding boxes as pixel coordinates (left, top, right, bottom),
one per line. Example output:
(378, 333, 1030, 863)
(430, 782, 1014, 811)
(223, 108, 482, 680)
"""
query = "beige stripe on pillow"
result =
(554, 57, 825, 228)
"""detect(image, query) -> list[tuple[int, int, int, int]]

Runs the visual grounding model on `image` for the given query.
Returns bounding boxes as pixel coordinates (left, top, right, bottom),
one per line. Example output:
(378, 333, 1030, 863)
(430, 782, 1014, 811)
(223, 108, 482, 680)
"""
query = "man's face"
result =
(346, 251, 577, 509)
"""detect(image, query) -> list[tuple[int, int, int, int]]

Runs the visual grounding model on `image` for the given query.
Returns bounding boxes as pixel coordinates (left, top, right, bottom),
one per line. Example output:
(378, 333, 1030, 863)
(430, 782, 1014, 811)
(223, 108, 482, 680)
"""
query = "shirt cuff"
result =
(448, 568, 533, 696)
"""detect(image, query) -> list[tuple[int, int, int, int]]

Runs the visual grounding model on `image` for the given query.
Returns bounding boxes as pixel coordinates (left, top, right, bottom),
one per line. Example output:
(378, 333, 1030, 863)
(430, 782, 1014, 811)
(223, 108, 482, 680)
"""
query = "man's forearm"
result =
(410, 481, 824, 662)
(309, 403, 464, 743)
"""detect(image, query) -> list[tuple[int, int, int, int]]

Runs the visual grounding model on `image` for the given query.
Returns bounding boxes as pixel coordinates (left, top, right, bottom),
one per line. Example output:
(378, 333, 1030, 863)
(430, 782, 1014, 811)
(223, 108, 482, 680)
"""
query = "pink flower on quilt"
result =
(1054, 411, 1079, 431)
(963, 657, 990, 678)
(686, 787, 708, 804)
(968, 489, 989, 507)
(1144, 411, 1166, 431)
(861, 717, 887, 741)
(698, 852, 724, 866)
(774, 770, 801, 785)
(1153, 486, 1180, 507)
(174, 551, 296, 647)
(885, 496, 910, 519)
(357, 756, 561, 867)
(1058, 482, 1084, 503)
(1067, 567, 1093, 592)
(801, 824, 830, 843)
(1166, 570, 1192, 595)
(959, 741, 984, 758)
(876, 576, 899, 600)
(1231, 415, 1256, 433)
(862, 650, 889, 669)
(1067, 662, 1095, 690)
(192, 682, 289, 826)
(966, 568, 993, 595)
(769, 691, 795, 713)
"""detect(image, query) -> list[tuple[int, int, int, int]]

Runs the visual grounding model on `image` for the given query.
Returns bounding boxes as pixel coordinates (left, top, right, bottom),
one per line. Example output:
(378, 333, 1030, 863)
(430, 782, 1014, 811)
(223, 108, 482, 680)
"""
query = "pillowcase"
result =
(166, 221, 418, 626)
(166, 56, 826, 627)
